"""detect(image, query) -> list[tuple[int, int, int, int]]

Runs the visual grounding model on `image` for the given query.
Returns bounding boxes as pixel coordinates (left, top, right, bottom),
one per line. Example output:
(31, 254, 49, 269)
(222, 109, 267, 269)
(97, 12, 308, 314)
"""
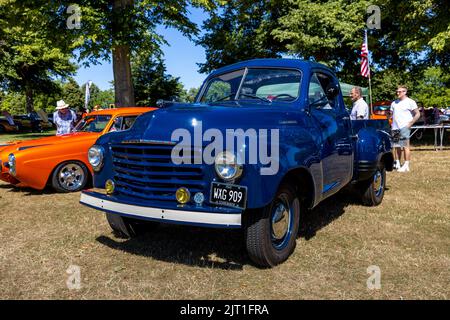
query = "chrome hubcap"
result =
(59, 163, 84, 191)
(272, 202, 290, 242)
(373, 170, 383, 196)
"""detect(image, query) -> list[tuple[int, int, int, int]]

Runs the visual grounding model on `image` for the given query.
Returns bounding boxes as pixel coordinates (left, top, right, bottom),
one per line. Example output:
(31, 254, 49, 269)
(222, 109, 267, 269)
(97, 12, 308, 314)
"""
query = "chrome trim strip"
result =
(121, 139, 177, 145)
(80, 193, 241, 227)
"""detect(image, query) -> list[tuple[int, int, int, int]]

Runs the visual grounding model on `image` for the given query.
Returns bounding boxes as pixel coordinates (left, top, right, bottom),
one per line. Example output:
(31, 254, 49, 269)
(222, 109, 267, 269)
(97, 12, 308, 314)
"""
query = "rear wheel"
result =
(106, 213, 158, 238)
(359, 162, 386, 206)
(51, 161, 89, 193)
(245, 182, 300, 268)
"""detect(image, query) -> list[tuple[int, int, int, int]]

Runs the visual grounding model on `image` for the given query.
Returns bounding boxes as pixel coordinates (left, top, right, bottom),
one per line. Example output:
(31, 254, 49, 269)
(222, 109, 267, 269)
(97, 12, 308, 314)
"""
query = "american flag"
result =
(361, 31, 370, 78)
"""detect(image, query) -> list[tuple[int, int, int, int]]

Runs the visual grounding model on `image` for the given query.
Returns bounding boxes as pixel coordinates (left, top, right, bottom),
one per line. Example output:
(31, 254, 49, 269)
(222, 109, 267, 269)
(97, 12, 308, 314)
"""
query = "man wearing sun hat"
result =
(53, 100, 77, 135)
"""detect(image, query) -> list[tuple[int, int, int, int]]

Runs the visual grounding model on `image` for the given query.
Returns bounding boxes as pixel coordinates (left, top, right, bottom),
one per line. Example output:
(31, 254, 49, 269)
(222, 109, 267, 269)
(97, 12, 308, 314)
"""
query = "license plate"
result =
(210, 182, 247, 209)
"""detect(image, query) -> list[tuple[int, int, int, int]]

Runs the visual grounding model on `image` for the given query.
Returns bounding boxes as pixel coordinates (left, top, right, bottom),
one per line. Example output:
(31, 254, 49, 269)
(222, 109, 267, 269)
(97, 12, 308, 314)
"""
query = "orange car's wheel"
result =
(51, 161, 89, 193)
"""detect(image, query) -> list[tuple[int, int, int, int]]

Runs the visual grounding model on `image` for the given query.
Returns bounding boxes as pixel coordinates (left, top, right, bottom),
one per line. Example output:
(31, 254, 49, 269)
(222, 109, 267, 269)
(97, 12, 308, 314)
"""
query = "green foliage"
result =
(413, 67, 450, 108)
(132, 52, 184, 106)
(197, 0, 285, 74)
(0, 92, 26, 115)
(0, 0, 76, 112)
(63, 78, 84, 110)
(91, 89, 115, 108)
(371, 69, 414, 102)
(179, 87, 200, 102)
(1, 79, 115, 114)
(198, 0, 450, 106)
(65, 0, 218, 64)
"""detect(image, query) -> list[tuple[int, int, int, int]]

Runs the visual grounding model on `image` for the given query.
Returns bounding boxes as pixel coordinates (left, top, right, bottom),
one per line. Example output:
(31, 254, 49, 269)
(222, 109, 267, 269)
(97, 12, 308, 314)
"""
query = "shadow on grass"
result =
(95, 189, 365, 269)
(298, 189, 359, 240)
(96, 225, 248, 270)
(0, 183, 55, 195)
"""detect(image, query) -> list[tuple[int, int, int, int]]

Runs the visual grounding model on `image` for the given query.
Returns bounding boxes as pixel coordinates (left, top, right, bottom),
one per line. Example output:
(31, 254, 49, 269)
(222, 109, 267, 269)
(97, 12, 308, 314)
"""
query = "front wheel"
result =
(106, 213, 158, 238)
(244, 182, 300, 268)
(359, 162, 386, 206)
(51, 161, 89, 192)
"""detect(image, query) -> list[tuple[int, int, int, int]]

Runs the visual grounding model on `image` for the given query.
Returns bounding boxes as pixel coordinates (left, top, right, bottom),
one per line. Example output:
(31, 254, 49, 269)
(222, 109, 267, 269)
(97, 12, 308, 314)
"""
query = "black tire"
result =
(359, 162, 386, 206)
(51, 161, 89, 193)
(244, 182, 300, 268)
(0, 125, 5, 133)
(106, 213, 159, 238)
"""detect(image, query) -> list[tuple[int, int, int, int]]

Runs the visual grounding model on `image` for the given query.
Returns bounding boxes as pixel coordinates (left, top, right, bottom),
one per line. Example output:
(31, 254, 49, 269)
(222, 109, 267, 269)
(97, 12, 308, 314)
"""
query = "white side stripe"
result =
(80, 193, 241, 227)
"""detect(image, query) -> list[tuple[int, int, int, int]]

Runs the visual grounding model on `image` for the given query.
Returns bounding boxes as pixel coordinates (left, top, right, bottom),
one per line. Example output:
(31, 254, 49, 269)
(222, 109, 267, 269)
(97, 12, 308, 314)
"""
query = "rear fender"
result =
(355, 127, 392, 181)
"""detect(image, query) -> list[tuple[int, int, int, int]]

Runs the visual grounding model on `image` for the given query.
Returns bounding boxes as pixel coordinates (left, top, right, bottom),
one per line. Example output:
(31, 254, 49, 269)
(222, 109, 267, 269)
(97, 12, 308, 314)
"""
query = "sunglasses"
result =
(396, 90, 406, 93)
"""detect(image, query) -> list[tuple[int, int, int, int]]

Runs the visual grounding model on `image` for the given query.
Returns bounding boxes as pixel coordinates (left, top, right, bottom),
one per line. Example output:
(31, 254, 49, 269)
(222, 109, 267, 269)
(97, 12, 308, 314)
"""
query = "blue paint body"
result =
(85, 59, 393, 226)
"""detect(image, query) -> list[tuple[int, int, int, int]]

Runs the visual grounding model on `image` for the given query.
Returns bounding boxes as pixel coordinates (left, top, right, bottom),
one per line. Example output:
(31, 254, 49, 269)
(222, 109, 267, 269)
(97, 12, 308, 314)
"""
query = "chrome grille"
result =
(111, 143, 205, 201)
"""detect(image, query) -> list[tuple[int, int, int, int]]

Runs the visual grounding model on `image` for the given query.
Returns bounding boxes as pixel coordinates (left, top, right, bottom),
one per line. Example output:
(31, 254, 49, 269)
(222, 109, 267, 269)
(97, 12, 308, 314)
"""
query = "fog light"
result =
(176, 187, 190, 204)
(105, 179, 115, 195)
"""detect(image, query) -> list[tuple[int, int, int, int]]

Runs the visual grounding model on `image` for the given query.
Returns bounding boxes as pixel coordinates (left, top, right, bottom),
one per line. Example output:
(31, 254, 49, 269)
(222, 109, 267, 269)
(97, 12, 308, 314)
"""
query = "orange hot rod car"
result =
(0, 107, 156, 192)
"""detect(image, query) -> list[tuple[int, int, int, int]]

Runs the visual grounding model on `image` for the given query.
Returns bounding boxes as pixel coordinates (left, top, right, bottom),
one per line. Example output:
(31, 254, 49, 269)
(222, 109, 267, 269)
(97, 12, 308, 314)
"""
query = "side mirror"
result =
(326, 83, 340, 100)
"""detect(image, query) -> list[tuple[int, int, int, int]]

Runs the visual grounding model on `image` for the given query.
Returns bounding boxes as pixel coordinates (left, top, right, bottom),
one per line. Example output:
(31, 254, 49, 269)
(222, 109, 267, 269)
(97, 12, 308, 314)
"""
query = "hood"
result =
(0, 132, 98, 154)
(102, 102, 305, 144)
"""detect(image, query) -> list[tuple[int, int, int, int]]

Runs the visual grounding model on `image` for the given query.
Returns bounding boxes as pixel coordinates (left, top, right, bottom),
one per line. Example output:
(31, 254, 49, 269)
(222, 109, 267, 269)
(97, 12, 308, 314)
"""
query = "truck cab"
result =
(80, 59, 393, 267)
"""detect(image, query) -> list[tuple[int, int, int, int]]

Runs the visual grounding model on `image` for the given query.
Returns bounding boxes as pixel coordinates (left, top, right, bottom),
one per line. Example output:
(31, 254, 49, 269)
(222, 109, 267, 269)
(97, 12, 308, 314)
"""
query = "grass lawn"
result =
(0, 131, 448, 299)
(0, 130, 56, 143)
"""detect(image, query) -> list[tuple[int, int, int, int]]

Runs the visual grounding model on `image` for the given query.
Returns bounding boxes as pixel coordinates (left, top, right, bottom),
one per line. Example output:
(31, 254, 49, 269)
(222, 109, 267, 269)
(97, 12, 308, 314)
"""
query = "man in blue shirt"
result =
(53, 100, 77, 135)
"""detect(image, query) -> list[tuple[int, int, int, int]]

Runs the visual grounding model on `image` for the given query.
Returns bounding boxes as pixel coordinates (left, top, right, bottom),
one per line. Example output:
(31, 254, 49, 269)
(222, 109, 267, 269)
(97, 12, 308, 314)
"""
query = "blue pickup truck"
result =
(80, 59, 393, 267)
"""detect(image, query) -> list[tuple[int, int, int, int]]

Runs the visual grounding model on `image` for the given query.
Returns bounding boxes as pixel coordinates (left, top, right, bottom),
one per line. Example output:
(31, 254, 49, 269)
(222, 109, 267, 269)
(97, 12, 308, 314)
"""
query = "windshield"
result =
(199, 68, 302, 104)
(74, 115, 112, 133)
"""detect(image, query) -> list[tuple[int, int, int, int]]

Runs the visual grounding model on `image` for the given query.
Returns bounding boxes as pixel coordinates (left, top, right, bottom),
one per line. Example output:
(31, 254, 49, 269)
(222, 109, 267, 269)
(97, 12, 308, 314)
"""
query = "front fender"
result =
(14, 148, 93, 190)
(242, 129, 322, 209)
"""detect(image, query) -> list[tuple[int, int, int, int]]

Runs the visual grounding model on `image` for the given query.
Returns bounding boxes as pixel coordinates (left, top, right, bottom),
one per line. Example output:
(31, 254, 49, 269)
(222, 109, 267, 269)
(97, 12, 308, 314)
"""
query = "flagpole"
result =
(366, 30, 374, 116)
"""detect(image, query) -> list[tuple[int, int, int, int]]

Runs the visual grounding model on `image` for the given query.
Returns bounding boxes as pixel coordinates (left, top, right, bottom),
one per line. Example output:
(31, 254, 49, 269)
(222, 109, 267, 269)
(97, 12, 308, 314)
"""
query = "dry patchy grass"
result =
(0, 148, 449, 299)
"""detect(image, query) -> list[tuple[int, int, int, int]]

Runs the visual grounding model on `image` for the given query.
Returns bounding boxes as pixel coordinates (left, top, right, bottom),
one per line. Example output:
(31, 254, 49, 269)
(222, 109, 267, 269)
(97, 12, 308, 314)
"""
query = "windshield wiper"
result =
(211, 93, 237, 103)
(239, 93, 272, 104)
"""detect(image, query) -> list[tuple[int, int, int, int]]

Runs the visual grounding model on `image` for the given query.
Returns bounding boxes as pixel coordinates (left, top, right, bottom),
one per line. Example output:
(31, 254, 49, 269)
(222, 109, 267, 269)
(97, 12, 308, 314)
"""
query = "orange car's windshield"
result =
(74, 115, 112, 133)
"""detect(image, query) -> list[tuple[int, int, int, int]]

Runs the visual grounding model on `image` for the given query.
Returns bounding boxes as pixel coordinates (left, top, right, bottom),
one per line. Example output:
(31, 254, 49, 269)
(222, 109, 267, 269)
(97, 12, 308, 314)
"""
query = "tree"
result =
(63, 78, 85, 109)
(0, 1, 76, 113)
(198, 0, 450, 87)
(0, 92, 26, 115)
(132, 53, 184, 106)
(79, 82, 115, 109)
(371, 69, 414, 102)
(179, 87, 200, 102)
(61, 0, 217, 107)
(414, 67, 450, 108)
(91, 89, 115, 108)
(196, 0, 285, 74)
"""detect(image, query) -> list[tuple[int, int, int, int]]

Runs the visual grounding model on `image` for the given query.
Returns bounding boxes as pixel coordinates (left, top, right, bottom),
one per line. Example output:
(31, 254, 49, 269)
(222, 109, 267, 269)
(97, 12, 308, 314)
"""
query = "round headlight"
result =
(214, 151, 243, 181)
(8, 153, 16, 176)
(88, 145, 104, 171)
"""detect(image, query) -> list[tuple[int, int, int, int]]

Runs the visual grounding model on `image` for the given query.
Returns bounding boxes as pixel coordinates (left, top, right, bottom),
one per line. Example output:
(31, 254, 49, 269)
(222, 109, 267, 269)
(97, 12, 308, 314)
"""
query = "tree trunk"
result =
(112, 0, 135, 107)
(25, 84, 34, 113)
(112, 45, 135, 107)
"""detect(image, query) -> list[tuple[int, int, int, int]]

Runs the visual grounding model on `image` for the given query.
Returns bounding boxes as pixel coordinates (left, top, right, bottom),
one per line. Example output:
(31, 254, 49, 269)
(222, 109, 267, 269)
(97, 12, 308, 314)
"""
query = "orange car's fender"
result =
(13, 141, 96, 190)
(18, 157, 92, 190)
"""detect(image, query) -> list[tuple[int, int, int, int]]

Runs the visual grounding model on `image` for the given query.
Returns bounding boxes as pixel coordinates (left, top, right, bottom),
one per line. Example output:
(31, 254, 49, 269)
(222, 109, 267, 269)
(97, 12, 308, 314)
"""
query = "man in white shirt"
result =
(350, 87, 369, 120)
(53, 100, 77, 135)
(389, 85, 420, 172)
